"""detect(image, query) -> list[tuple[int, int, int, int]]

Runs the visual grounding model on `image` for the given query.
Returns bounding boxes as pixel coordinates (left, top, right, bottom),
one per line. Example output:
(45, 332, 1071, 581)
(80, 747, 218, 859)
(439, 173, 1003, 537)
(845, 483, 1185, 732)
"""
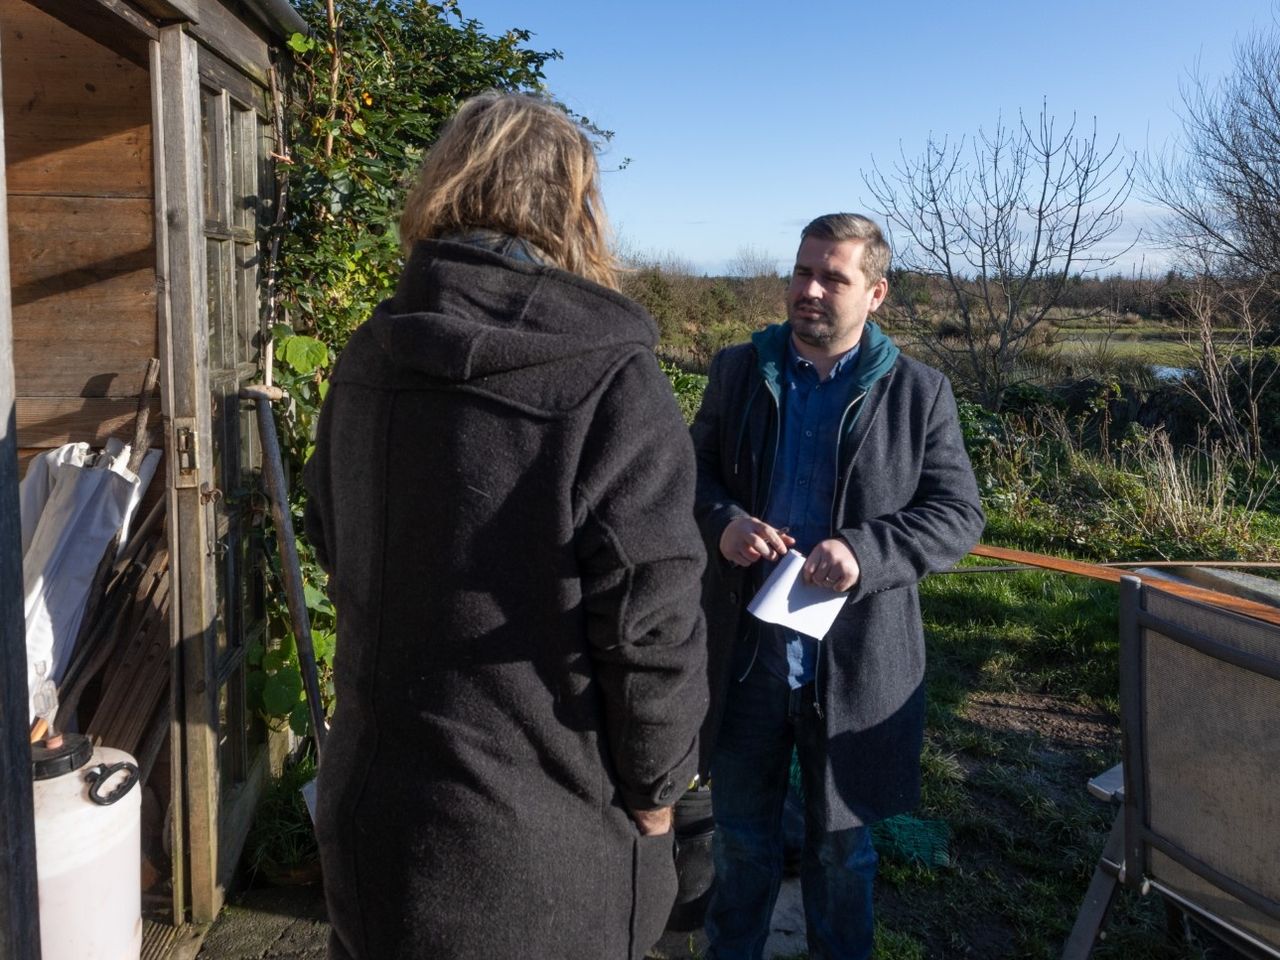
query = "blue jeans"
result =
(705, 665, 877, 960)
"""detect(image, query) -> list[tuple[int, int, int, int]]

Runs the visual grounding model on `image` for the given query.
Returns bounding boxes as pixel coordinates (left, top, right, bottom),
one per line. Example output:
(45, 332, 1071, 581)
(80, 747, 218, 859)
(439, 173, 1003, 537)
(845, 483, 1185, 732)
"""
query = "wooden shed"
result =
(0, 0, 307, 949)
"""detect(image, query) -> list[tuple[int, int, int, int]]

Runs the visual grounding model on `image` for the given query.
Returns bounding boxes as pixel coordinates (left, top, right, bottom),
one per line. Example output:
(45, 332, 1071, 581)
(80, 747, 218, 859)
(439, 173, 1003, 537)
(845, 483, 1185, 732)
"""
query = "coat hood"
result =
(360, 240, 659, 414)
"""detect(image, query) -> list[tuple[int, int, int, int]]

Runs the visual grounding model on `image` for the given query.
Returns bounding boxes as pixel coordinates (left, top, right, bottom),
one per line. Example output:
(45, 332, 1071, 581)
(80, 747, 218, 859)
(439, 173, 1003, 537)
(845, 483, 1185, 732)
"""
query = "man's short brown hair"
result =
(800, 213, 891, 284)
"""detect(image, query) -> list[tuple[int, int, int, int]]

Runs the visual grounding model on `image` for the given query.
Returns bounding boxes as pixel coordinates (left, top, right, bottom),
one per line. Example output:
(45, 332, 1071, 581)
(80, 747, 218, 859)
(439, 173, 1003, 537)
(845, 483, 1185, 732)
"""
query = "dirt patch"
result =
(961, 692, 1119, 752)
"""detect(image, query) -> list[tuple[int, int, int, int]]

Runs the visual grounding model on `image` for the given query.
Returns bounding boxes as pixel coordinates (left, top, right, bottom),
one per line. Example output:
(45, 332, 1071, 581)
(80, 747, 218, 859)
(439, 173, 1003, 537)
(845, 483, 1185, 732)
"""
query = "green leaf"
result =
(246, 638, 265, 667)
(351, 119, 366, 136)
(287, 32, 315, 53)
(262, 648, 286, 673)
(303, 581, 332, 615)
(279, 335, 328, 375)
(312, 629, 337, 664)
(289, 701, 312, 737)
(263, 669, 303, 716)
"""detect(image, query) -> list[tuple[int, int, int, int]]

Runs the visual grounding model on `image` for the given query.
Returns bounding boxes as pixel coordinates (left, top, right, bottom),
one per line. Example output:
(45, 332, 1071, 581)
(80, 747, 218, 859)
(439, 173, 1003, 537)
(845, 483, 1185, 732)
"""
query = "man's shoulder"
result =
(710, 323, 788, 377)
(884, 352, 950, 394)
(708, 340, 758, 380)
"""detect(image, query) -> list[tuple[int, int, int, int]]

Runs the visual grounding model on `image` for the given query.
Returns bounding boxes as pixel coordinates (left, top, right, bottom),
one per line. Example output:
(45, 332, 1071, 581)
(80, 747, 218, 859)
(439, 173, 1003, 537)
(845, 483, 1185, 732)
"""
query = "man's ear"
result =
(869, 276, 889, 312)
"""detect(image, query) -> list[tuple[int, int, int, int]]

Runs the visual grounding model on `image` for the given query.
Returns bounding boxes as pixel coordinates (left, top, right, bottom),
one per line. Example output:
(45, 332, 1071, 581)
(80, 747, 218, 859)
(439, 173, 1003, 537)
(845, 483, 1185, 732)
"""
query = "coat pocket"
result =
(629, 830, 678, 959)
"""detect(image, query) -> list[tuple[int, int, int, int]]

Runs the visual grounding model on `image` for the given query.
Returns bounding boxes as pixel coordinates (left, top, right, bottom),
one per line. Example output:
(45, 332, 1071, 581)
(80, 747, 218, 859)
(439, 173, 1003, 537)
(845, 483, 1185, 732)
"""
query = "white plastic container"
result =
(32, 734, 142, 960)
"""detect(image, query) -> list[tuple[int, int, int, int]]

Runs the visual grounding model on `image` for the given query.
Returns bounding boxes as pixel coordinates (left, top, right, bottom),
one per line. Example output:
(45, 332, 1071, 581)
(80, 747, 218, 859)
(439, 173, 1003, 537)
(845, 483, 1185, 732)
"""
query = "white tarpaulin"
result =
(20, 439, 159, 720)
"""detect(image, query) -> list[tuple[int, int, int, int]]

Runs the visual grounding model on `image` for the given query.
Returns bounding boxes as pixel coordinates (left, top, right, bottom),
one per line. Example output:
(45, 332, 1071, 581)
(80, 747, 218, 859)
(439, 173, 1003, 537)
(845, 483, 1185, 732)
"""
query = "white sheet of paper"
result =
(746, 549, 847, 641)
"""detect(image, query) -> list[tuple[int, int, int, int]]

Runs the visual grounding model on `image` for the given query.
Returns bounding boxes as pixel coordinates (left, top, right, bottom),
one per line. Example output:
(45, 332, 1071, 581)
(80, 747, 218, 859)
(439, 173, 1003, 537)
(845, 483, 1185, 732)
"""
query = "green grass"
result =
(867, 404, 1279, 955)
(862, 564, 1254, 958)
(244, 750, 319, 881)
(1052, 334, 1199, 367)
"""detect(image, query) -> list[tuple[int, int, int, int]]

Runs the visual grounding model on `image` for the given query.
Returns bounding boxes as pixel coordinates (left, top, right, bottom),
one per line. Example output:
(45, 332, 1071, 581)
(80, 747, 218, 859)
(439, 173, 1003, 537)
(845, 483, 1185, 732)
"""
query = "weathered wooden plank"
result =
(14, 395, 161, 447)
(37, 0, 159, 42)
(18, 0, 152, 65)
(11, 292, 157, 341)
(197, 43, 266, 113)
(216, 741, 268, 892)
(150, 29, 186, 928)
(156, 23, 223, 925)
(85, 0, 163, 38)
(0, 19, 42, 958)
(13, 345, 159, 399)
(130, 0, 199, 24)
(8, 193, 157, 396)
(2, 0, 153, 193)
(8, 194, 153, 269)
(188, 0, 269, 88)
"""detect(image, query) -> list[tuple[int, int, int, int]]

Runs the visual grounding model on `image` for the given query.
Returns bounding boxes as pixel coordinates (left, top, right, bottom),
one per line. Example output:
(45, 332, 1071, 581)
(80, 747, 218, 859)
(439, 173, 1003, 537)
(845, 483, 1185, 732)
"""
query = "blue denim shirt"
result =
(759, 339, 861, 687)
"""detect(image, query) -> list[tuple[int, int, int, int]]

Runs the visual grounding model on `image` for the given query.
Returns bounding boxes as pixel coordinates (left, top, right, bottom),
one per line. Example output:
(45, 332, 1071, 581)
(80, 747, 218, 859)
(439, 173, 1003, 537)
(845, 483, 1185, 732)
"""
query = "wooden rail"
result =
(970, 544, 1280, 628)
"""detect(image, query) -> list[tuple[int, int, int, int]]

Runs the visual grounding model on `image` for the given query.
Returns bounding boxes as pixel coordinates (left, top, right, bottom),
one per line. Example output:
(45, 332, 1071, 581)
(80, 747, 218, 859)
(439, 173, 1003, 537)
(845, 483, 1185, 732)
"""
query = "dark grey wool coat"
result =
(303, 240, 707, 960)
(691, 322, 984, 830)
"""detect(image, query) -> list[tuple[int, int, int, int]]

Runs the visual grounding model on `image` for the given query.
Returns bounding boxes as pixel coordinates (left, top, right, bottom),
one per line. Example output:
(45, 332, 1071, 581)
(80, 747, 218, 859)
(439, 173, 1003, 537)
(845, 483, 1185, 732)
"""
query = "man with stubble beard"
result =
(691, 214, 984, 959)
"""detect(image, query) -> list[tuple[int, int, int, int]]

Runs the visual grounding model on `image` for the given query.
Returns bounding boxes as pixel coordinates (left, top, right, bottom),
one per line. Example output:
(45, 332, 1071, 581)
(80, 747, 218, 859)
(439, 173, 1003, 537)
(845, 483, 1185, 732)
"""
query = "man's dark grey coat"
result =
(692, 322, 984, 829)
(304, 241, 707, 959)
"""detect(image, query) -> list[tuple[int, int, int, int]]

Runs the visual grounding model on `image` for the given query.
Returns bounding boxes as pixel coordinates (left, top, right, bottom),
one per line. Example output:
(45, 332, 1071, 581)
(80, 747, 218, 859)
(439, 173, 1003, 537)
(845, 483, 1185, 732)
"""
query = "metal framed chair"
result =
(1064, 575, 1280, 959)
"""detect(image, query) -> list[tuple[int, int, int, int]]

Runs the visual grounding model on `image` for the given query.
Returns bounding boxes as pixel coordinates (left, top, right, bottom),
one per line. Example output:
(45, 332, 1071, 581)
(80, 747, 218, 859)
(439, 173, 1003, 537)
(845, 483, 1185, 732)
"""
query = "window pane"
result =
(231, 106, 256, 232)
(209, 376, 239, 514)
(214, 517, 230, 657)
(258, 118, 275, 231)
(206, 238, 228, 371)
(235, 242, 258, 366)
(239, 393, 258, 489)
(201, 92, 214, 219)
(202, 89, 227, 228)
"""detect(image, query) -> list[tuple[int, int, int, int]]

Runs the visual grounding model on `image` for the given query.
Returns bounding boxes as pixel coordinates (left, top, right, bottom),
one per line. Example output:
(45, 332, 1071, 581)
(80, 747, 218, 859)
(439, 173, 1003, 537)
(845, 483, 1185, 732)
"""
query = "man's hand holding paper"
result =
(801, 537, 860, 592)
(746, 547, 851, 641)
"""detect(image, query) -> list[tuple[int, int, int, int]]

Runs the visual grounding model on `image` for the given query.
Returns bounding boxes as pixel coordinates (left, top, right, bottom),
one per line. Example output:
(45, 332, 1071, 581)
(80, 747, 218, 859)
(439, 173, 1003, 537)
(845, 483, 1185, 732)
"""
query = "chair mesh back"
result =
(1140, 589, 1280, 945)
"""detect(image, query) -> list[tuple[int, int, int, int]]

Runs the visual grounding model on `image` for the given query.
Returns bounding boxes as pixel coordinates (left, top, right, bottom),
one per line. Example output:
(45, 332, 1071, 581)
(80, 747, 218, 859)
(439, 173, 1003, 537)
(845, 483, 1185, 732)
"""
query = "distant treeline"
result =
(622, 262, 1213, 373)
(620, 265, 786, 371)
(894, 270, 1186, 322)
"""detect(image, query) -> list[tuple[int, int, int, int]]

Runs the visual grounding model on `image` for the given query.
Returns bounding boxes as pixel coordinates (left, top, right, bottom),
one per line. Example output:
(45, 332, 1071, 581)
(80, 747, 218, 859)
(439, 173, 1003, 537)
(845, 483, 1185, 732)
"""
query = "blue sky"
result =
(462, 1, 1272, 276)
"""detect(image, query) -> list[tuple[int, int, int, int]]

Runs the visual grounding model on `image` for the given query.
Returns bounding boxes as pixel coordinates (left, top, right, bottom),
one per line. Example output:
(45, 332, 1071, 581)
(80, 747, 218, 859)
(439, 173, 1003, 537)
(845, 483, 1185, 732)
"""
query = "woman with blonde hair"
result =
(304, 91, 707, 959)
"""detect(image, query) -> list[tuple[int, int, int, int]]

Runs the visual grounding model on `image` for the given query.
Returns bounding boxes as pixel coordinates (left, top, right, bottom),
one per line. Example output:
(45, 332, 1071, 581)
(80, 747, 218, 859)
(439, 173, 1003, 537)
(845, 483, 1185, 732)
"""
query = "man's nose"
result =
(799, 276, 824, 299)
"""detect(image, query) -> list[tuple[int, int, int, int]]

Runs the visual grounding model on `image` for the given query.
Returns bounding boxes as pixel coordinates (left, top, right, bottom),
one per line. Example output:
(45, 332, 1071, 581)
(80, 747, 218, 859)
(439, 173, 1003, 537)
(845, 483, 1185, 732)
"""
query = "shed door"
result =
(155, 23, 277, 921)
(198, 63, 272, 861)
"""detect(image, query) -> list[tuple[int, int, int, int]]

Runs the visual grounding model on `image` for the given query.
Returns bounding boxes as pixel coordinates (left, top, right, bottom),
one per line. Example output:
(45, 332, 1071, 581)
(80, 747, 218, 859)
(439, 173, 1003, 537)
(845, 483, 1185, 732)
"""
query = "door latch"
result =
(173, 418, 199, 488)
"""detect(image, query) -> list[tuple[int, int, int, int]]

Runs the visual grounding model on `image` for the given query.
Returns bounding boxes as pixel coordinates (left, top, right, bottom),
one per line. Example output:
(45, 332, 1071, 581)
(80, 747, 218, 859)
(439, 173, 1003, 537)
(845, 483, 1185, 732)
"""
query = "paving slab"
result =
(196, 885, 328, 959)
(196, 877, 809, 959)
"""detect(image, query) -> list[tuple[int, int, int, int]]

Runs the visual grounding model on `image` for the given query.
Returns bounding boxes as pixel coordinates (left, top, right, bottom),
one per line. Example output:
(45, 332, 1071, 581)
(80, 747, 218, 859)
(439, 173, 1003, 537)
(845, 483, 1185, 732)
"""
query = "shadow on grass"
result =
(866, 571, 1232, 958)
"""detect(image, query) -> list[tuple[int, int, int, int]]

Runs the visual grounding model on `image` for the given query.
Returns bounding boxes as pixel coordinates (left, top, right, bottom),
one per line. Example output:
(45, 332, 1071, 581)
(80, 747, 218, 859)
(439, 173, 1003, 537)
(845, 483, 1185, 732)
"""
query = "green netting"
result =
(789, 749, 950, 868)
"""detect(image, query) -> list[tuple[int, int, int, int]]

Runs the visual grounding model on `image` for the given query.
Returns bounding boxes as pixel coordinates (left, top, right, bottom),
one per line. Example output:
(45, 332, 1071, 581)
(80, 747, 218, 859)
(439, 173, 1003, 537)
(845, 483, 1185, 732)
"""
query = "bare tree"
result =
(864, 105, 1134, 411)
(727, 246, 785, 326)
(1172, 269, 1279, 463)
(1148, 29, 1280, 279)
